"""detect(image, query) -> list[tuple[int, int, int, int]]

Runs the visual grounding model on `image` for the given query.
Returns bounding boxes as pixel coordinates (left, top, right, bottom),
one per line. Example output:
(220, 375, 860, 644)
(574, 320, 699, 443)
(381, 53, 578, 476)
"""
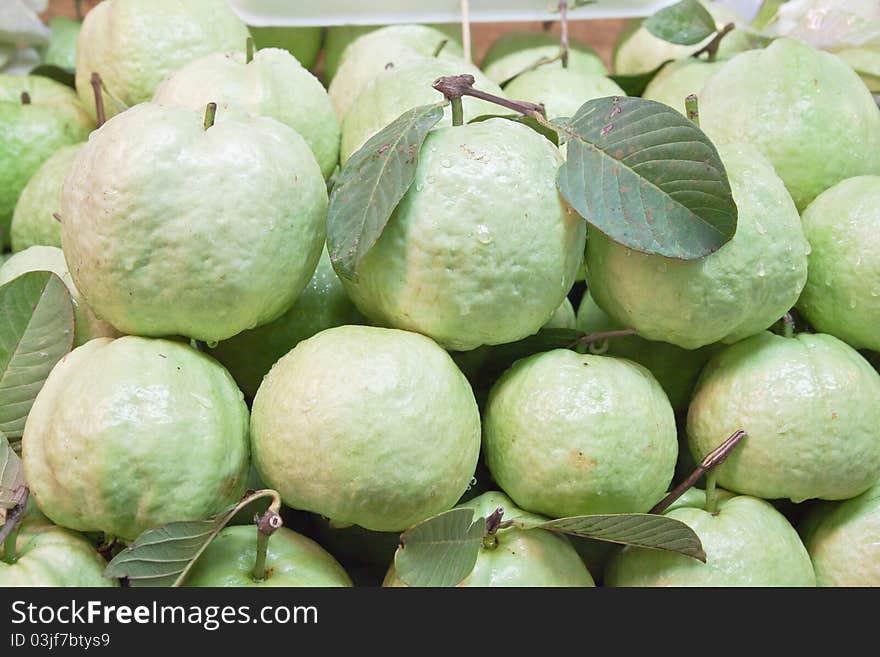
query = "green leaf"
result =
(645, 0, 718, 46)
(557, 96, 737, 259)
(751, 0, 785, 30)
(610, 60, 673, 97)
(468, 113, 559, 145)
(394, 508, 485, 587)
(29, 64, 75, 89)
(327, 103, 445, 282)
(517, 513, 706, 562)
(0, 272, 74, 441)
(0, 432, 24, 510)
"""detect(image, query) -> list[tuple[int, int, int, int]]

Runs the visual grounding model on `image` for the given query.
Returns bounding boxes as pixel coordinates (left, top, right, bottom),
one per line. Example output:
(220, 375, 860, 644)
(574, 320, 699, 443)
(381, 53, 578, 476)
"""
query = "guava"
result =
(247, 26, 323, 70)
(251, 325, 481, 532)
(797, 176, 880, 351)
(642, 59, 724, 114)
(836, 48, 880, 92)
(605, 489, 816, 586)
(183, 526, 352, 587)
(60, 102, 327, 343)
(502, 69, 624, 120)
(484, 348, 677, 518)
(0, 74, 92, 247)
(41, 16, 81, 70)
(543, 298, 576, 330)
(768, 0, 880, 52)
(10, 143, 80, 251)
(153, 47, 340, 179)
(342, 119, 584, 352)
(384, 491, 596, 587)
(339, 56, 504, 163)
(799, 481, 880, 586)
(480, 31, 606, 85)
(75, 0, 250, 122)
(208, 247, 365, 399)
(22, 336, 250, 541)
(0, 245, 118, 345)
(687, 331, 880, 502)
(586, 143, 808, 350)
(700, 38, 880, 211)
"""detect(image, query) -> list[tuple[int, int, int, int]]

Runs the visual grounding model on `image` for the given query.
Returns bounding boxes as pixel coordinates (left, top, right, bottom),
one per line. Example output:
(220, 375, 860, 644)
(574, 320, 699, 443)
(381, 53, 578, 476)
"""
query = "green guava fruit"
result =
(328, 25, 464, 120)
(0, 74, 92, 247)
(0, 245, 118, 345)
(836, 48, 880, 92)
(183, 526, 352, 587)
(799, 481, 880, 587)
(22, 336, 250, 541)
(208, 247, 365, 399)
(642, 59, 724, 114)
(342, 119, 585, 352)
(767, 0, 880, 52)
(543, 298, 576, 330)
(484, 348, 677, 518)
(586, 143, 808, 350)
(250, 325, 481, 532)
(0, 44, 12, 70)
(700, 38, 880, 211)
(384, 491, 596, 587)
(153, 47, 340, 179)
(75, 0, 250, 122)
(480, 31, 606, 85)
(687, 331, 880, 502)
(502, 69, 624, 120)
(10, 142, 80, 251)
(797, 176, 880, 351)
(247, 26, 323, 70)
(339, 56, 504, 163)
(605, 489, 816, 587)
(41, 16, 81, 70)
(60, 102, 327, 343)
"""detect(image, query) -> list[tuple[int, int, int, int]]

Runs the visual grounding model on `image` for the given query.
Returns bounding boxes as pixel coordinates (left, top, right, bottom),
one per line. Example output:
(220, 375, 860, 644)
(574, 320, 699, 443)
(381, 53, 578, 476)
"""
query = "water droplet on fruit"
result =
(625, 249, 632, 257)
(755, 221, 766, 235)
(415, 183, 424, 191)
(855, 255, 863, 267)
(426, 175, 436, 184)
(656, 262, 667, 273)
(757, 264, 766, 277)
(803, 242, 812, 256)
(849, 297, 858, 309)
(440, 159, 452, 168)
(475, 224, 492, 244)
(871, 287, 880, 297)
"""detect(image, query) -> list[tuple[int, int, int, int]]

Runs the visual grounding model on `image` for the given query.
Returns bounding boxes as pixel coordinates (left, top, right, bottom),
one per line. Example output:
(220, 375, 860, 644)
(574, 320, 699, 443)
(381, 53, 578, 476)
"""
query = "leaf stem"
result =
(782, 312, 795, 338)
(433, 74, 547, 120)
(451, 97, 464, 126)
(650, 429, 746, 515)
(692, 22, 735, 62)
(432, 39, 449, 58)
(203, 102, 217, 130)
(704, 471, 719, 515)
(20, 91, 30, 105)
(246, 36, 255, 64)
(685, 94, 700, 126)
(90, 72, 106, 128)
(568, 328, 638, 350)
(251, 508, 283, 582)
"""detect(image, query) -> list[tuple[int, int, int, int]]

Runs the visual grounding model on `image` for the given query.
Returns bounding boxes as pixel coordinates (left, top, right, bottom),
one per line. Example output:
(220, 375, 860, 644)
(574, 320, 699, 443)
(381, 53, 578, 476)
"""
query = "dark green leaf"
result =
(0, 432, 24, 510)
(610, 60, 673, 97)
(557, 96, 737, 259)
(468, 113, 559, 145)
(0, 272, 74, 441)
(645, 0, 717, 45)
(29, 64, 75, 89)
(517, 513, 706, 562)
(395, 508, 484, 587)
(327, 103, 445, 282)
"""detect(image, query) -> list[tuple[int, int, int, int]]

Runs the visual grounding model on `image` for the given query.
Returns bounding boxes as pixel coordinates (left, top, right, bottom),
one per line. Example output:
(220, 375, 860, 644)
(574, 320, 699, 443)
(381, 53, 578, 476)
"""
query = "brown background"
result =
(43, 1, 628, 68)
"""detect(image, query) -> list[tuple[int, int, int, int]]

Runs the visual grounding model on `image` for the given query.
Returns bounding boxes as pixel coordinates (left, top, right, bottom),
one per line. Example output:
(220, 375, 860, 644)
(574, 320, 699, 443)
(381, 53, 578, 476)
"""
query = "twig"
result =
(432, 74, 547, 119)
(90, 72, 106, 128)
(691, 23, 735, 62)
(568, 328, 638, 349)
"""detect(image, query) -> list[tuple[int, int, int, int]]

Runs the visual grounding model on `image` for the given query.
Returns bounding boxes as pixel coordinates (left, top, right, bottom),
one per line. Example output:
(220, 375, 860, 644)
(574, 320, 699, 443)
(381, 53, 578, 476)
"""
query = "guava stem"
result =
(569, 328, 638, 350)
(20, 91, 30, 105)
(52, 213, 62, 224)
(432, 39, 449, 58)
(251, 508, 283, 582)
(782, 313, 795, 338)
(3, 529, 17, 565)
(451, 97, 464, 126)
(433, 75, 547, 119)
(90, 73, 106, 128)
(650, 429, 746, 515)
(692, 22, 735, 62)
(685, 94, 700, 126)
(246, 37, 255, 64)
(203, 102, 218, 130)
(559, 1, 570, 69)
(705, 472, 720, 514)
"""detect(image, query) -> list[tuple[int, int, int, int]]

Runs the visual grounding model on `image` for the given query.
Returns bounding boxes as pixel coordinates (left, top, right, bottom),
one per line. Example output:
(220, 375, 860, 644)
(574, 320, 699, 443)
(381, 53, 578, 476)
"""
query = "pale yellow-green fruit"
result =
(642, 59, 724, 114)
(799, 481, 880, 587)
(797, 176, 880, 351)
(22, 336, 250, 541)
(701, 38, 880, 211)
(605, 490, 816, 587)
(342, 119, 584, 352)
(586, 143, 808, 350)
(75, 0, 250, 122)
(340, 56, 504, 163)
(484, 349, 677, 518)
(41, 16, 81, 71)
(328, 25, 464, 120)
(10, 143, 80, 251)
(502, 69, 624, 120)
(0, 245, 118, 346)
(153, 48, 340, 179)
(60, 102, 327, 343)
(384, 491, 596, 587)
(208, 247, 365, 399)
(481, 31, 606, 85)
(836, 48, 880, 92)
(250, 325, 481, 532)
(543, 298, 576, 330)
(247, 26, 323, 70)
(687, 331, 880, 502)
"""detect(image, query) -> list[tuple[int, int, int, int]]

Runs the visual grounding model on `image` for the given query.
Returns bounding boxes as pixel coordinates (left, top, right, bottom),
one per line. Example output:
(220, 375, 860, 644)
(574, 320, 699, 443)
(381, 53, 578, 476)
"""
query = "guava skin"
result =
(22, 336, 250, 542)
(60, 102, 327, 343)
(701, 38, 880, 211)
(642, 59, 724, 115)
(543, 298, 576, 330)
(502, 69, 625, 120)
(480, 31, 606, 85)
(41, 16, 81, 71)
(483, 349, 678, 518)
(384, 492, 596, 587)
(605, 490, 816, 587)
(74, 0, 250, 122)
(183, 526, 352, 587)
(343, 119, 585, 352)
(797, 176, 880, 351)
(247, 26, 323, 70)
(250, 325, 481, 533)
(687, 332, 880, 503)
(586, 143, 809, 350)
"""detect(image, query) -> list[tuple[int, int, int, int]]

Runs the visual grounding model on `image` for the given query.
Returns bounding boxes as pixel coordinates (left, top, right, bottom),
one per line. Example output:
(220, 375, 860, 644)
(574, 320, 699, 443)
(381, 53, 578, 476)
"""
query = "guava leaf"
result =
(468, 113, 559, 145)
(516, 513, 706, 562)
(645, 0, 718, 46)
(327, 103, 445, 282)
(557, 95, 737, 259)
(610, 60, 673, 97)
(0, 432, 25, 510)
(29, 64, 75, 89)
(394, 508, 485, 587)
(0, 272, 74, 442)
